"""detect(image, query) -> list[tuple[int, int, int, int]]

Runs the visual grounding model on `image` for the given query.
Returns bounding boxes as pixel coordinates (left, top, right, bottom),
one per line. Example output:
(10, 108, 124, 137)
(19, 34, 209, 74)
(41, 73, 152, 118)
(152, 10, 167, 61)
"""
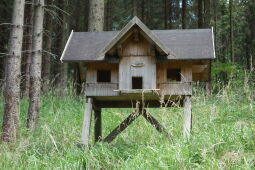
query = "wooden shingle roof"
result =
(61, 17, 215, 62)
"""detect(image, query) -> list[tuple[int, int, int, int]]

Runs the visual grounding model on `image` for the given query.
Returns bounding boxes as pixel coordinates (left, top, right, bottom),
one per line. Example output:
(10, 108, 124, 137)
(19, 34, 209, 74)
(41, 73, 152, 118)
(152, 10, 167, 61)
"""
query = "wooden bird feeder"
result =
(61, 17, 216, 145)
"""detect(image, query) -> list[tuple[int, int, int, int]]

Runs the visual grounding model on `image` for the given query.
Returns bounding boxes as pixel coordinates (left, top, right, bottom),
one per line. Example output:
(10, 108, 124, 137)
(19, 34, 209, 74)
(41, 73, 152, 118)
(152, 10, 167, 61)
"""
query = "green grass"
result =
(0, 82, 254, 170)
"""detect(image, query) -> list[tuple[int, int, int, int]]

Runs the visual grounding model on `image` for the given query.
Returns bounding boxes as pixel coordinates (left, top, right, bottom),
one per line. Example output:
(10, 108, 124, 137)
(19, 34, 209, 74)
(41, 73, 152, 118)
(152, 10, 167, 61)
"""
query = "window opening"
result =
(97, 70, 111, 82)
(132, 77, 143, 89)
(167, 69, 181, 82)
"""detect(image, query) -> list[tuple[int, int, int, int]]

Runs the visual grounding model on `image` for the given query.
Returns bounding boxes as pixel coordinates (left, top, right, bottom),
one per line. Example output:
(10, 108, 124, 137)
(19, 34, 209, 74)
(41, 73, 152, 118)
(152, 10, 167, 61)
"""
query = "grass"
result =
(0, 80, 254, 169)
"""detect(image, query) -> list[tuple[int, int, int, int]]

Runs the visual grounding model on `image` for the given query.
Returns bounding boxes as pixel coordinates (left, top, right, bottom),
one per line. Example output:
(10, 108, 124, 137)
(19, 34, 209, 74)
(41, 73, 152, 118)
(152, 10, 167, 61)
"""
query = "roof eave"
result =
(60, 30, 74, 62)
(211, 27, 216, 59)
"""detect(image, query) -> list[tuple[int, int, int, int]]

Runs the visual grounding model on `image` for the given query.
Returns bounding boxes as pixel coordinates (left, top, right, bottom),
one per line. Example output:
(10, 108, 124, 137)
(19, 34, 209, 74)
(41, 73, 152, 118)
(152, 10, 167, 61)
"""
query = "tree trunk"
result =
(21, 0, 34, 98)
(105, 0, 113, 31)
(164, 0, 168, 29)
(198, 0, 203, 28)
(246, 0, 255, 71)
(229, 0, 234, 62)
(132, 0, 138, 17)
(88, 0, 104, 32)
(141, 0, 145, 22)
(27, 0, 45, 130)
(182, 0, 187, 29)
(204, 0, 211, 27)
(2, 0, 25, 142)
(169, 0, 173, 29)
(42, 0, 53, 92)
(0, 0, 12, 85)
(56, 0, 69, 97)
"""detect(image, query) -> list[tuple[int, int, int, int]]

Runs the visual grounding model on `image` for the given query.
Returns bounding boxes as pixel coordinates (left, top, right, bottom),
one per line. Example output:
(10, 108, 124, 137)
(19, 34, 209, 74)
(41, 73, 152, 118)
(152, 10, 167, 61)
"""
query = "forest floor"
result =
(0, 81, 254, 169)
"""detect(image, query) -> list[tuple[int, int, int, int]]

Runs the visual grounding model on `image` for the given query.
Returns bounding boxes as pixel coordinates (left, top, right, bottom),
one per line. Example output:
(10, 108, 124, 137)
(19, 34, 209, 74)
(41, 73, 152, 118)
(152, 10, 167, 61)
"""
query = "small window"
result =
(167, 69, 181, 82)
(97, 70, 111, 82)
(132, 77, 143, 89)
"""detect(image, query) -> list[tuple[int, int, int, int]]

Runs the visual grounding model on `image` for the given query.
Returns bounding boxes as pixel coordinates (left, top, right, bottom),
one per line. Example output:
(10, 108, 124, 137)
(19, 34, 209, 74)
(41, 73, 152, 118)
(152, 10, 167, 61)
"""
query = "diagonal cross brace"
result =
(103, 109, 172, 143)
(142, 110, 173, 141)
(103, 111, 141, 143)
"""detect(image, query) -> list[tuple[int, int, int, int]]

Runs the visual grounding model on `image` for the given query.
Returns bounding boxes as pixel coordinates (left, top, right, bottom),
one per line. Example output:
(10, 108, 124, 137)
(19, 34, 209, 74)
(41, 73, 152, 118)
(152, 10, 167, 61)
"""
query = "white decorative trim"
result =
(211, 27, 216, 59)
(60, 30, 74, 62)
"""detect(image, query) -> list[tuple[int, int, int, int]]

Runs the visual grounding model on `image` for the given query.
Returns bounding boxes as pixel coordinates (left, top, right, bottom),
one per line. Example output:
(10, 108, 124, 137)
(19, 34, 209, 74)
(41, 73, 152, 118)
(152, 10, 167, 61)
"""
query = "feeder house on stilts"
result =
(60, 17, 216, 146)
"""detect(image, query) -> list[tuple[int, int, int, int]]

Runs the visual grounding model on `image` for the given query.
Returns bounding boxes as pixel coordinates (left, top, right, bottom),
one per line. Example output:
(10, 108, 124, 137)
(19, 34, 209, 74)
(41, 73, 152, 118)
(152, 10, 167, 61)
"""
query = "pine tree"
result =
(182, 0, 187, 29)
(2, 0, 25, 142)
(21, 0, 34, 98)
(42, 0, 53, 92)
(56, 0, 69, 97)
(27, 0, 45, 129)
(229, 0, 234, 62)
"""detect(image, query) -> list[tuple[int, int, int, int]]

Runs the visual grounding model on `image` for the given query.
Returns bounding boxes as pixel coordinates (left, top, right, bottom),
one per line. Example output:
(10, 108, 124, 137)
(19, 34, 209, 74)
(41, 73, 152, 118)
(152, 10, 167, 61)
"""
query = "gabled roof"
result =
(61, 17, 216, 62)
(96, 16, 171, 60)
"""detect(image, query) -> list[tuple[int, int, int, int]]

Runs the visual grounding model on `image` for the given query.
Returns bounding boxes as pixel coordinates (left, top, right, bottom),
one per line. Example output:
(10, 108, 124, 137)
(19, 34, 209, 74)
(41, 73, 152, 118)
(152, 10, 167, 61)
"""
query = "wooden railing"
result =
(158, 82, 192, 95)
(85, 82, 192, 97)
(85, 83, 119, 96)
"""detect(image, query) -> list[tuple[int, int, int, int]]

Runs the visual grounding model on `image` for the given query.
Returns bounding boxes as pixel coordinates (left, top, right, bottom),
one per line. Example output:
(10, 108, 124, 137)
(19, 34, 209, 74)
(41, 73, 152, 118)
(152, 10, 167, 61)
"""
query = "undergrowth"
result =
(0, 77, 254, 169)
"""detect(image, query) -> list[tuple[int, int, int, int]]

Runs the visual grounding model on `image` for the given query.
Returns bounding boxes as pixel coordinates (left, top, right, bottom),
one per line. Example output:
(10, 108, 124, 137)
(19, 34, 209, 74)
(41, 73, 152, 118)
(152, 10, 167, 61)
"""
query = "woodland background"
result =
(0, 0, 255, 169)
(0, 0, 255, 91)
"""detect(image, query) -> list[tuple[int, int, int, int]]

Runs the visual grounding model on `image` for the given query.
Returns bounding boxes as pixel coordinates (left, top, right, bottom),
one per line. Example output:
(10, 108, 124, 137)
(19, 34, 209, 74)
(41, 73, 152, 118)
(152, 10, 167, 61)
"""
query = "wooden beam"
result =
(142, 110, 173, 141)
(183, 95, 192, 139)
(80, 98, 93, 146)
(94, 108, 102, 142)
(103, 111, 140, 143)
(94, 99, 183, 108)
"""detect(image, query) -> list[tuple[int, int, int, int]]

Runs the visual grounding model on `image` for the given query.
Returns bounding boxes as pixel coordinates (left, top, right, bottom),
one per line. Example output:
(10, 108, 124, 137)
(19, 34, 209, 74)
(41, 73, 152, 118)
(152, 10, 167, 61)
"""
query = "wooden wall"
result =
(157, 61, 192, 84)
(118, 32, 156, 90)
(85, 63, 118, 83)
(84, 63, 119, 96)
(157, 61, 192, 95)
(119, 56, 156, 89)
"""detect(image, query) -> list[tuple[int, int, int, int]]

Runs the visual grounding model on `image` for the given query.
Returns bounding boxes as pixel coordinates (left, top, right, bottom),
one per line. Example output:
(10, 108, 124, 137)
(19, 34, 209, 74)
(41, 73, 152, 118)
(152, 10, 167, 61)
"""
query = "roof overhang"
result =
(60, 30, 74, 62)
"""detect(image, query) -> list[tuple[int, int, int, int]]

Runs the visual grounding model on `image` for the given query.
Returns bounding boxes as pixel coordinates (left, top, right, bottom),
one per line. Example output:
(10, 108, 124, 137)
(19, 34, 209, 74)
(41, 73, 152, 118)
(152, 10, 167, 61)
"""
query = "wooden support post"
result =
(183, 95, 192, 139)
(80, 98, 93, 146)
(206, 61, 212, 96)
(103, 111, 140, 143)
(206, 82, 212, 96)
(94, 108, 102, 142)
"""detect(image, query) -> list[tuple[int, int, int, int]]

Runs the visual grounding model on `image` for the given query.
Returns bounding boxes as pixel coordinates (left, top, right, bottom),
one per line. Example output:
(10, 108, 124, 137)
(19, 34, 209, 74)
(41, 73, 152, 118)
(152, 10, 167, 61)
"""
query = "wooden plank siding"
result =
(85, 83, 119, 96)
(85, 63, 119, 96)
(159, 82, 192, 95)
(119, 33, 156, 90)
(156, 61, 192, 95)
(119, 56, 156, 89)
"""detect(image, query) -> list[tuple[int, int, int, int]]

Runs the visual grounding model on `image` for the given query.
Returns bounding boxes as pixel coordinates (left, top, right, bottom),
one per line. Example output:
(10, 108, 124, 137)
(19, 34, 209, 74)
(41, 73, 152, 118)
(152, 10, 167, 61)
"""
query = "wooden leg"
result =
(94, 108, 102, 142)
(183, 96, 192, 139)
(80, 98, 93, 146)
(103, 111, 140, 143)
(205, 82, 212, 96)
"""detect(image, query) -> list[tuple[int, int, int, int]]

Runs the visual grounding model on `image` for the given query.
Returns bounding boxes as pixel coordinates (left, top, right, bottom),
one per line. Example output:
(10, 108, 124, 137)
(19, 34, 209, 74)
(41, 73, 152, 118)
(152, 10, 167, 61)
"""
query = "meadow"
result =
(0, 78, 254, 169)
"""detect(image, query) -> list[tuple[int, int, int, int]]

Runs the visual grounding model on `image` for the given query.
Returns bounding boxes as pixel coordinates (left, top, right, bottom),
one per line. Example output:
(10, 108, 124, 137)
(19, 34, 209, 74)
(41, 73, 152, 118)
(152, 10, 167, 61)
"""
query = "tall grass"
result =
(0, 77, 254, 169)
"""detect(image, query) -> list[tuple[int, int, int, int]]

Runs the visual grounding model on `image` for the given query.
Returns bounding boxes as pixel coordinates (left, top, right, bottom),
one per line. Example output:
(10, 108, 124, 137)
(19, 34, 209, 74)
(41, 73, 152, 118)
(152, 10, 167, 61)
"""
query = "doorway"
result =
(132, 77, 143, 89)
